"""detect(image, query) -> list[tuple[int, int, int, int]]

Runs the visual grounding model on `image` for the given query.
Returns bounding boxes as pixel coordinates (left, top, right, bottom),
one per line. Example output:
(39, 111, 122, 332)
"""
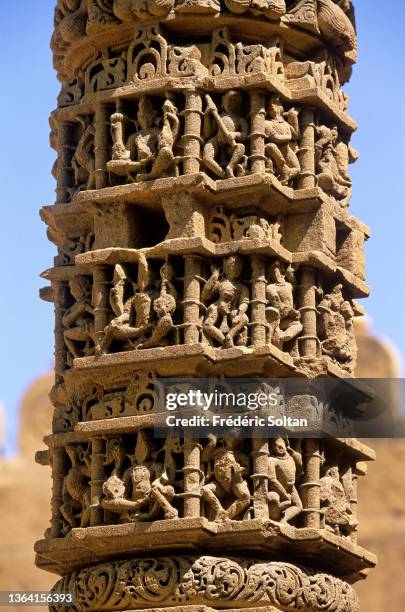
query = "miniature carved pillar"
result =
(56, 120, 76, 203)
(249, 90, 266, 174)
(92, 266, 110, 351)
(300, 439, 321, 528)
(94, 103, 110, 189)
(250, 256, 267, 347)
(90, 437, 105, 526)
(297, 109, 316, 189)
(53, 281, 68, 379)
(50, 447, 67, 537)
(298, 267, 318, 357)
(251, 439, 269, 519)
(183, 256, 202, 345)
(183, 90, 203, 174)
(182, 438, 201, 518)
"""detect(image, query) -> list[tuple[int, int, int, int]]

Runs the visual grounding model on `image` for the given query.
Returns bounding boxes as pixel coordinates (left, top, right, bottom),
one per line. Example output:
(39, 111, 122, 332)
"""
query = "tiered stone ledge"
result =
(56, 71, 356, 134)
(35, 516, 377, 581)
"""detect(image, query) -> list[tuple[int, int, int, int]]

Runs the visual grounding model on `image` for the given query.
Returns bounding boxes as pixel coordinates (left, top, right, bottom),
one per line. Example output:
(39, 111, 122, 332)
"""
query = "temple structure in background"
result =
(36, 1, 377, 610)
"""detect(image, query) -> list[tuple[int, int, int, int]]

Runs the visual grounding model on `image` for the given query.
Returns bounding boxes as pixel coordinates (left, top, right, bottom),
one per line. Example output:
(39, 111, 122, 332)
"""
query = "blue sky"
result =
(0, 1, 404, 455)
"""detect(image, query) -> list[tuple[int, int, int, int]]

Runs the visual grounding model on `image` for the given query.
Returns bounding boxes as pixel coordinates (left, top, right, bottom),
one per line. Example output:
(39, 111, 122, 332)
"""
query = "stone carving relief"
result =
(201, 255, 250, 348)
(266, 260, 302, 352)
(317, 283, 357, 372)
(85, 49, 126, 92)
(268, 437, 303, 522)
(107, 95, 182, 183)
(320, 462, 357, 537)
(50, 555, 360, 611)
(208, 205, 282, 244)
(209, 28, 284, 79)
(96, 257, 178, 354)
(71, 115, 96, 194)
(60, 443, 91, 533)
(315, 123, 357, 206)
(264, 95, 301, 185)
(202, 91, 249, 179)
(113, 0, 174, 21)
(63, 275, 96, 364)
(201, 435, 251, 520)
(47, 228, 95, 266)
(226, 0, 286, 20)
(101, 431, 182, 522)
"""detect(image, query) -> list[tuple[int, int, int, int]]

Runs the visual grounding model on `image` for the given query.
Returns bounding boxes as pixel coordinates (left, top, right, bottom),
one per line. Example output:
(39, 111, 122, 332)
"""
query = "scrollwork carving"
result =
(50, 555, 360, 611)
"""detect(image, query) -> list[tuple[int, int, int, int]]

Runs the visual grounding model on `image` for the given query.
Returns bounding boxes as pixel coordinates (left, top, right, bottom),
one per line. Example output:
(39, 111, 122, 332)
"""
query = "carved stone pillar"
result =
(90, 437, 105, 526)
(298, 267, 318, 358)
(297, 109, 316, 189)
(38, 3, 375, 611)
(50, 447, 66, 538)
(53, 281, 68, 379)
(183, 256, 202, 345)
(250, 256, 267, 348)
(94, 103, 110, 189)
(183, 90, 203, 175)
(92, 266, 110, 352)
(56, 120, 75, 203)
(182, 438, 201, 518)
(249, 90, 266, 175)
(251, 438, 269, 519)
(300, 439, 321, 529)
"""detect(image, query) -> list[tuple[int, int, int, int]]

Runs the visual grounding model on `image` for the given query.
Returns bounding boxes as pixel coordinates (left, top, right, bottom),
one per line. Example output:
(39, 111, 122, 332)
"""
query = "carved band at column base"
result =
(50, 555, 359, 612)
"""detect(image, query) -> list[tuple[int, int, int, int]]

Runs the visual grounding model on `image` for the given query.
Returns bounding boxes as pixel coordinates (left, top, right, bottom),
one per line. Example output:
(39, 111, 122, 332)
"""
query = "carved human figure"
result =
(318, 283, 355, 369)
(71, 117, 96, 192)
(101, 432, 181, 521)
(267, 437, 303, 523)
(203, 91, 248, 178)
(141, 97, 181, 181)
(320, 464, 357, 536)
(98, 258, 178, 354)
(108, 96, 180, 182)
(315, 125, 355, 205)
(201, 435, 250, 521)
(63, 276, 96, 362)
(265, 261, 302, 350)
(202, 255, 249, 348)
(264, 96, 300, 185)
(96, 259, 153, 354)
(60, 444, 91, 532)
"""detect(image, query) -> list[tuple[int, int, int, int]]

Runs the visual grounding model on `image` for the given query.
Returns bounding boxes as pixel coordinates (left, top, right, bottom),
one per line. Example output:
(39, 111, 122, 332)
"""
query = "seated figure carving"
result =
(267, 437, 303, 523)
(264, 96, 301, 186)
(265, 261, 302, 351)
(101, 433, 181, 522)
(63, 275, 96, 364)
(107, 95, 181, 183)
(201, 435, 251, 521)
(202, 255, 249, 348)
(203, 91, 248, 179)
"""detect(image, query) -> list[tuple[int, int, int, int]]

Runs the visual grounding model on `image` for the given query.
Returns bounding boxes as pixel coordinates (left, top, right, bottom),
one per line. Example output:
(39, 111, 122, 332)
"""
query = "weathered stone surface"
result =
(37, 2, 375, 611)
